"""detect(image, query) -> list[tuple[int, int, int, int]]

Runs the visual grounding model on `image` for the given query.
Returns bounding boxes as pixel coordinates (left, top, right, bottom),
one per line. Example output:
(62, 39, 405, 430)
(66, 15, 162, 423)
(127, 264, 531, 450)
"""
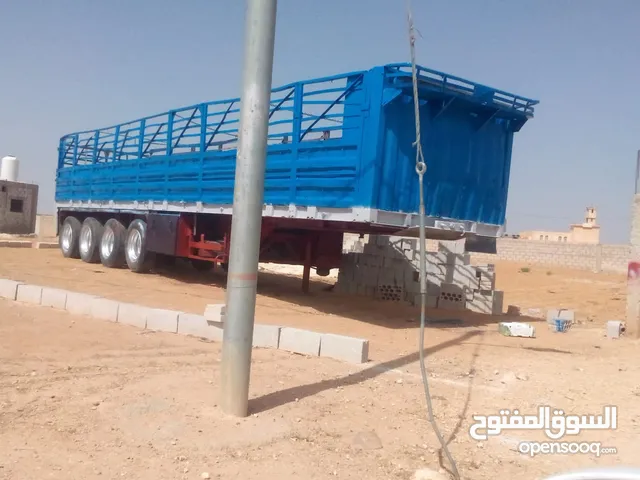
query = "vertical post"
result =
(220, 0, 278, 417)
(302, 237, 312, 293)
(627, 151, 640, 338)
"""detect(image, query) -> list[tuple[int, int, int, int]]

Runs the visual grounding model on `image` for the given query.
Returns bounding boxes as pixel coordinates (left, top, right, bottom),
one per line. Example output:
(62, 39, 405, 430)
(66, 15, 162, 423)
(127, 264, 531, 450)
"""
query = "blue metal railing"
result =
(58, 70, 366, 169)
(385, 63, 538, 115)
(58, 63, 537, 170)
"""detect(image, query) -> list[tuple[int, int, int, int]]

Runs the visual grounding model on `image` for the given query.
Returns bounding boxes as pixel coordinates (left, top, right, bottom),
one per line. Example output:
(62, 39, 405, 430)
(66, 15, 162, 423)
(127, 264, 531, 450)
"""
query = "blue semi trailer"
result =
(55, 63, 537, 289)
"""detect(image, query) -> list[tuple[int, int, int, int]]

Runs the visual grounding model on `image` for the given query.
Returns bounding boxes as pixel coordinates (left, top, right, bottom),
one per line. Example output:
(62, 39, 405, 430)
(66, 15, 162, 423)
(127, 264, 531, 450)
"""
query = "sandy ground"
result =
(0, 248, 638, 479)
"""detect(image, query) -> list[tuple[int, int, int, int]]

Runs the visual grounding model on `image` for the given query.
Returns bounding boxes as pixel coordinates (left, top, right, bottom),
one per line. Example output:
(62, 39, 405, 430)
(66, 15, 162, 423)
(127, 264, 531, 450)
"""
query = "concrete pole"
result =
(626, 150, 640, 338)
(220, 0, 278, 417)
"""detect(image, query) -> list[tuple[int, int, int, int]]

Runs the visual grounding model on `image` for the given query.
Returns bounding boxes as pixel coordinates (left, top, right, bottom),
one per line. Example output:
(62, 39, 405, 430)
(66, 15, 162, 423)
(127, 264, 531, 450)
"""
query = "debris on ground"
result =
(351, 430, 383, 451)
(498, 322, 535, 338)
(606, 320, 624, 338)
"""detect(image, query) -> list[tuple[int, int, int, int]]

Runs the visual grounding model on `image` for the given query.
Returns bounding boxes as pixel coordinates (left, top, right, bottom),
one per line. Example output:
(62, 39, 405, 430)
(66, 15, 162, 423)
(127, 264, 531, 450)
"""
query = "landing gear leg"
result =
(302, 237, 312, 294)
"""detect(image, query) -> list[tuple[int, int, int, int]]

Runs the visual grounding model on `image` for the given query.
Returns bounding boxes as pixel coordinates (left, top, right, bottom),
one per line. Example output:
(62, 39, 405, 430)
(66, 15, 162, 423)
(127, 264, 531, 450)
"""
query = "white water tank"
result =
(0, 155, 19, 182)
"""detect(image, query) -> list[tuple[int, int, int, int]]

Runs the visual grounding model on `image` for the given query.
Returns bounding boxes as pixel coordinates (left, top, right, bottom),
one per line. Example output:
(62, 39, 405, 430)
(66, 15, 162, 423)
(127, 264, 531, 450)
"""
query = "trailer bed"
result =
(56, 63, 537, 239)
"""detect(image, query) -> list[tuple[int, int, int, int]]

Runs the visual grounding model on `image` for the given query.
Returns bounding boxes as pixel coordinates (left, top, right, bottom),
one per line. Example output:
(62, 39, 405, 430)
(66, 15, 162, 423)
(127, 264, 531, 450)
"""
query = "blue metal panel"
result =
(56, 63, 537, 227)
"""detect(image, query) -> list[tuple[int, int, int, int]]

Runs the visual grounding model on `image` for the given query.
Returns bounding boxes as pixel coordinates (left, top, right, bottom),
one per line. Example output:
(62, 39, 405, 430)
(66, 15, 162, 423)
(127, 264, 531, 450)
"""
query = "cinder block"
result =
(439, 240, 465, 254)
(278, 327, 321, 356)
(0, 240, 32, 248)
(320, 333, 369, 364)
(413, 293, 439, 308)
(117, 302, 150, 329)
(443, 264, 476, 288)
(492, 290, 504, 315)
(146, 308, 179, 333)
(65, 292, 99, 316)
(177, 312, 223, 341)
(41, 287, 67, 309)
(438, 283, 466, 311)
(16, 284, 43, 305)
(0, 278, 23, 300)
(90, 297, 120, 322)
(35, 242, 58, 249)
(428, 295, 439, 308)
(253, 323, 281, 348)
(204, 304, 226, 324)
(467, 291, 493, 314)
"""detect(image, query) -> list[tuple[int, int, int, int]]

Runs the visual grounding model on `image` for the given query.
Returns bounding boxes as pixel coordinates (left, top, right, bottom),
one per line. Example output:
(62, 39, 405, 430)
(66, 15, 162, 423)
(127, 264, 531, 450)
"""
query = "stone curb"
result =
(1, 278, 370, 364)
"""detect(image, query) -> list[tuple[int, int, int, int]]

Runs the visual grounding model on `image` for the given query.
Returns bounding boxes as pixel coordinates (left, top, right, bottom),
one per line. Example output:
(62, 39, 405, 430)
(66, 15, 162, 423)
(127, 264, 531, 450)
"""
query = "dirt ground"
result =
(0, 248, 638, 479)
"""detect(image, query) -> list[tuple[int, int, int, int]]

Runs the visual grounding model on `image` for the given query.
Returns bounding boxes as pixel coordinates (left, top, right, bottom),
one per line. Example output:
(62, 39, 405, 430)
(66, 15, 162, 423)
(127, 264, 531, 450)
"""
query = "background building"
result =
(519, 207, 600, 244)
(0, 155, 39, 235)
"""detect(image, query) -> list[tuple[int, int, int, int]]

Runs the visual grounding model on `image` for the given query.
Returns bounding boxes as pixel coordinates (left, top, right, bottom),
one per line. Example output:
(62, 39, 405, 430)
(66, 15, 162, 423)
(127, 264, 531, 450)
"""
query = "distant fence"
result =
(467, 238, 629, 274)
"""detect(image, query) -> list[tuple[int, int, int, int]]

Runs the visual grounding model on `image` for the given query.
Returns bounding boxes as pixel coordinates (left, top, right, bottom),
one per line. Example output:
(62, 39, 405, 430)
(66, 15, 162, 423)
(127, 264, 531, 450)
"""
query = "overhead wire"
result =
(406, 1, 461, 478)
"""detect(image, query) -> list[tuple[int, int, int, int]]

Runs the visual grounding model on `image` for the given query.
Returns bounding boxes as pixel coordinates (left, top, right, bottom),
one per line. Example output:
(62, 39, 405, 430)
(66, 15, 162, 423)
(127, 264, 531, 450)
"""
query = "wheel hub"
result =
(101, 229, 115, 258)
(79, 226, 92, 256)
(127, 229, 142, 263)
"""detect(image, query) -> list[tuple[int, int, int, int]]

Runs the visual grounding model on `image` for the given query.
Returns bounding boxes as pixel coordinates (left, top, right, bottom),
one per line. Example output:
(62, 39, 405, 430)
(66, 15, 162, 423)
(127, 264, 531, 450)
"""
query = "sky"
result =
(0, 0, 638, 243)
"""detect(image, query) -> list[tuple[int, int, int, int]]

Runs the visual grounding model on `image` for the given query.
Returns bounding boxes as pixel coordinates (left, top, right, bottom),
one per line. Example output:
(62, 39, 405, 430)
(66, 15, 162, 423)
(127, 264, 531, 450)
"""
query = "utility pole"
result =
(626, 150, 640, 338)
(220, 0, 278, 417)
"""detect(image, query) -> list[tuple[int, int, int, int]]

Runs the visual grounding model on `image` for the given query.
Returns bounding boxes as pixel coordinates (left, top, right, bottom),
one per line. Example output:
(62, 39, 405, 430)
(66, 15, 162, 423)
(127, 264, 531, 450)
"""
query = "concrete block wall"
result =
(337, 235, 502, 314)
(470, 238, 629, 274)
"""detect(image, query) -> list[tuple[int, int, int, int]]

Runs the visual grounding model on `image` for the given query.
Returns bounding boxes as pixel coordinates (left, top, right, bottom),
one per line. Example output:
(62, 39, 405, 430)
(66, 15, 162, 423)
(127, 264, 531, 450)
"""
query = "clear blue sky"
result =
(1, 0, 638, 243)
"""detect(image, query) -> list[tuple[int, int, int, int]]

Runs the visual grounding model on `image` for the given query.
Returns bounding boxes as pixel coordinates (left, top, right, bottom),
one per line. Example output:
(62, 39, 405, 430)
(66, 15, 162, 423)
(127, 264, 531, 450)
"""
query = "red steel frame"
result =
(175, 214, 347, 292)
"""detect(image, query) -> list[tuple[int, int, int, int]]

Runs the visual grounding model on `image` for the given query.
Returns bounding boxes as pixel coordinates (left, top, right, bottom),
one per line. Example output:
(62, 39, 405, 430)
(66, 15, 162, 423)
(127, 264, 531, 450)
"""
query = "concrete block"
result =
(467, 290, 504, 315)
(65, 292, 99, 316)
(0, 278, 23, 300)
(427, 283, 441, 297)
(546, 308, 575, 325)
(90, 297, 120, 322)
(320, 333, 369, 364)
(146, 308, 179, 333)
(444, 264, 476, 288)
(428, 295, 439, 308)
(35, 242, 58, 249)
(177, 312, 224, 341)
(412, 294, 439, 308)
(278, 327, 321, 356)
(35, 214, 57, 238)
(606, 320, 623, 339)
(466, 291, 493, 314)
(16, 284, 43, 305)
(41, 287, 67, 309)
(438, 283, 466, 311)
(0, 240, 32, 248)
(492, 291, 504, 315)
(117, 302, 150, 329)
(204, 304, 226, 325)
(439, 239, 465, 254)
(253, 323, 281, 348)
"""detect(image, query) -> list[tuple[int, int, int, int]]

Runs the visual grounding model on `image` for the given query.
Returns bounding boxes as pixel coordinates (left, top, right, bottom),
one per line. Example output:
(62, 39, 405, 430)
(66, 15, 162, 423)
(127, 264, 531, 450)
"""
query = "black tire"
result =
(59, 216, 82, 259)
(221, 262, 229, 273)
(79, 217, 104, 264)
(191, 259, 214, 272)
(124, 219, 156, 273)
(100, 219, 127, 268)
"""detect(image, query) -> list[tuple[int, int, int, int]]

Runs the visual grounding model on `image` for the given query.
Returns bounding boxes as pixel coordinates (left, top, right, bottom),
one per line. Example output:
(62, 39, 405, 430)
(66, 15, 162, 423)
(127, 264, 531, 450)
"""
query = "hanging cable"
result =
(406, 2, 461, 478)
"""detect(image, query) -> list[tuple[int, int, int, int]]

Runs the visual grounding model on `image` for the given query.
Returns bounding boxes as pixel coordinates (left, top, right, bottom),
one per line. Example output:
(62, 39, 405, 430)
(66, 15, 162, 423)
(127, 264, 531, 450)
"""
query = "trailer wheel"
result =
(100, 219, 127, 268)
(79, 218, 104, 264)
(190, 259, 214, 272)
(125, 219, 156, 273)
(59, 216, 82, 259)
